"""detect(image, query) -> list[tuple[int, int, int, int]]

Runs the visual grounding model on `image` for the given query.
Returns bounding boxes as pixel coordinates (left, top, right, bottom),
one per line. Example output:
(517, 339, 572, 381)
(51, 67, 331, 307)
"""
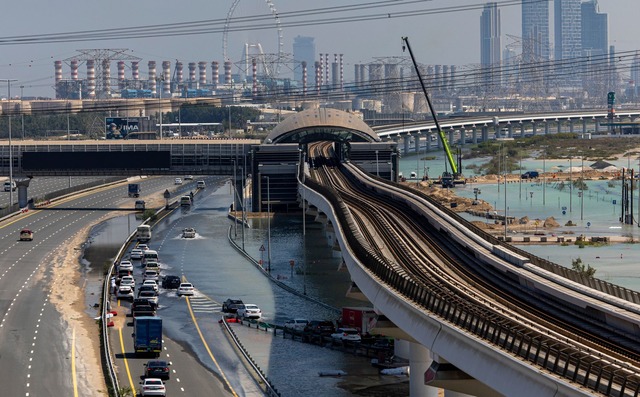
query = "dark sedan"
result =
(144, 360, 171, 380)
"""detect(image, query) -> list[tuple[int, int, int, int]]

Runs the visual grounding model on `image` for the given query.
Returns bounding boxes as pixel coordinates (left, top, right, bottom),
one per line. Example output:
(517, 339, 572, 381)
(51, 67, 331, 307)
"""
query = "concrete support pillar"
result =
(16, 179, 31, 208)
(507, 125, 513, 138)
(426, 135, 432, 151)
(472, 127, 477, 144)
(532, 122, 537, 136)
(437, 134, 443, 150)
(459, 129, 465, 147)
(481, 126, 489, 142)
(582, 119, 587, 134)
(519, 123, 525, 138)
(415, 134, 422, 154)
(556, 120, 561, 134)
(410, 342, 439, 397)
(544, 122, 549, 135)
(404, 135, 411, 155)
(448, 129, 454, 147)
(569, 120, 574, 134)
(494, 125, 500, 139)
(594, 118, 600, 133)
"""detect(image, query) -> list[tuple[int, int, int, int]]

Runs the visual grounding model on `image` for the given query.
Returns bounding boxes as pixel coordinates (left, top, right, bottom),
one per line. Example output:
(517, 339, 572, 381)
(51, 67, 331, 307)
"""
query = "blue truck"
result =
(133, 316, 162, 357)
(128, 183, 141, 198)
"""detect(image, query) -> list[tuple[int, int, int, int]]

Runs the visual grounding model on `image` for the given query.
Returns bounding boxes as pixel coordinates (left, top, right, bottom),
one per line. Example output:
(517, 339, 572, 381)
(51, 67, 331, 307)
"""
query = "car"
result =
(135, 200, 146, 210)
(19, 228, 34, 241)
(119, 260, 133, 272)
(184, 175, 194, 180)
(176, 283, 194, 296)
(145, 261, 160, 272)
(143, 270, 159, 282)
(138, 244, 150, 251)
(4, 180, 16, 192)
(174, 177, 183, 185)
(120, 276, 135, 290)
(139, 378, 166, 396)
(131, 298, 156, 315)
(142, 280, 159, 292)
(196, 180, 206, 189)
(222, 299, 244, 313)
(137, 290, 158, 306)
(161, 275, 181, 289)
(137, 285, 157, 295)
(130, 249, 143, 260)
(116, 285, 134, 300)
(182, 227, 196, 238)
(521, 171, 540, 179)
(237, 304, 261, 319)
(284, 318, 309, 331)
(303, 320, 336, 336)
(144, 360, 171, 380)
(330, 327, 361, 342)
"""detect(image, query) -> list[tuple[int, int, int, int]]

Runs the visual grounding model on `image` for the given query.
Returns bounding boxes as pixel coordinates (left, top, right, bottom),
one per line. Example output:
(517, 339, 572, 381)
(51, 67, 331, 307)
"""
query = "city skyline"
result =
(0, 0, 638, 97)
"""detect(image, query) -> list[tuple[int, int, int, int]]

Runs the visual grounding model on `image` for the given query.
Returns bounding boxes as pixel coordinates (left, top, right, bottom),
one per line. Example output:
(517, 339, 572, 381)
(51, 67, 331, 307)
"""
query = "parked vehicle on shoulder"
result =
(144, 360, 171, 380)
(139, 378, 166, 396)
(284, 318, 309, 331)
(331, 327, 361, 342)
(222, 299, 243, 313)
(19, 229, 34, 241)
(237, 304, 262, 319)
(161, 275, 181, 289)
(177, 283, 194, 296)
(303, 320, 336, 336)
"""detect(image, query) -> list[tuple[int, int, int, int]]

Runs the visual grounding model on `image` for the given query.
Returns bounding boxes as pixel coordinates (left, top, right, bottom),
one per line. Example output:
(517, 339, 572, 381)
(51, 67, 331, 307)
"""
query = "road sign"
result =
(259, 244, 266, 252)
(608, 91, 616, 105)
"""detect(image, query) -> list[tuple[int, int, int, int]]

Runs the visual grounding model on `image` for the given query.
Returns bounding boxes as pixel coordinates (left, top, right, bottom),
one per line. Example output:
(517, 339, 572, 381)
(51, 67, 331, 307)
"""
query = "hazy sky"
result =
(0, 0, 638, 97)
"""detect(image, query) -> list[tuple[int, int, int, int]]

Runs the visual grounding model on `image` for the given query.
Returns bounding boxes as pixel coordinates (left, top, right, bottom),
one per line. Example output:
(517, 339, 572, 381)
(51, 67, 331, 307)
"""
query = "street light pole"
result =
(569, 155, 573, 213)
(157, 76, 163, 139)
(266, 176, 271, 274)
(581, 156, 584, 221)
(20, 85, 24, 140)
(3, 79, 17, 207)
(542, 147, 546, 206)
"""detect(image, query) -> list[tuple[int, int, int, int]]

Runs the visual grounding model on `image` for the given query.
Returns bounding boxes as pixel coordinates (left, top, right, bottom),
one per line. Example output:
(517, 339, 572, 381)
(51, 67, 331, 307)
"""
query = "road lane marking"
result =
(184, 296, 239, 397)
(119, 327, 138, 397)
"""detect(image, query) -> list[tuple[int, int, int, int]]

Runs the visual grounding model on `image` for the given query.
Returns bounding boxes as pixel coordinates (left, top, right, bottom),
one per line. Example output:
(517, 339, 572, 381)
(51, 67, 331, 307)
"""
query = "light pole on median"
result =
(3, 79, 17, 207)
(263, 175, 272, 274)
(156, 76, 164, 139)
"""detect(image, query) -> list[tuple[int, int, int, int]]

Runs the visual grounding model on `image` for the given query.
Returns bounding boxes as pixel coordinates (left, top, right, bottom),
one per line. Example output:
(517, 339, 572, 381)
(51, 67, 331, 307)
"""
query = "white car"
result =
(142, 279, 159, 292)
(138, 244, 150, 251)
(237, 304, 262, 319)
(283, 318, 309, 331)
(184, 175, 194, 180)
(138, 290, 158, 306)
(174, 177, 183, 185)
(119, 260, 133, 272)
(139, 378, 166, 396)
(330, 327, 362, 342)
(130, 249, 143, 260)
(196, 180, 206, 189)
(176, 283, 194, 296)
(143, 270, 159, 282)
(116, 285, 134, 300)
(120, 276, 135, 291)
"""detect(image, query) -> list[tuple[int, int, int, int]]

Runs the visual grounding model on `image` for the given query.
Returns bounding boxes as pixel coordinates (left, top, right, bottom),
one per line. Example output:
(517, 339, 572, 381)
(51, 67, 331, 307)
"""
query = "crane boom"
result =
(401, 36, 458, 177)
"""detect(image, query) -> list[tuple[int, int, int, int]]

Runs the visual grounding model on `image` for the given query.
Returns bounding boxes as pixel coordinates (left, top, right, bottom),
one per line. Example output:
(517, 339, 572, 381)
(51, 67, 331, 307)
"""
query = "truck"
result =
(128, 183, 141, 198)
(133, 316, 162, 356)
(338, 307, 377, 334)
(137, 225, 151, 242)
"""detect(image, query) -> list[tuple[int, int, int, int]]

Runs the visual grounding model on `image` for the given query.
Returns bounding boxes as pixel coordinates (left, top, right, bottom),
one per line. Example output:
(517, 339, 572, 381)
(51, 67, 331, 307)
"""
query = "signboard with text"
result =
(105, 117, 139, 139)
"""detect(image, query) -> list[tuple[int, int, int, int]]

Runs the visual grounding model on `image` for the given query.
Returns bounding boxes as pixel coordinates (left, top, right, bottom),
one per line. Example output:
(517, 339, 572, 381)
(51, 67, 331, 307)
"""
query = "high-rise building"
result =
(521, 0, 550, 62)
(480, 3, 501, 87)
(293, 36, 315, 84)
(581, 0, 608, 57)
(554, 0, 582, 61)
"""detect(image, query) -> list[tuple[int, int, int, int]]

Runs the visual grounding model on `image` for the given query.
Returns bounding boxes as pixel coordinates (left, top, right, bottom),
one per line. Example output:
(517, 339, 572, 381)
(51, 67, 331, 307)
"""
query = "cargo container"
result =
(339, 307, 377, 334)
(133, 316, 162, 357)
(128, 183, 141, 198)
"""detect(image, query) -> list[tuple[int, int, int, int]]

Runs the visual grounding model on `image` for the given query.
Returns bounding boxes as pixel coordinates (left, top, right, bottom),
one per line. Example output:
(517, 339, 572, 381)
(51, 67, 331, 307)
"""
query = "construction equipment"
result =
(402, 36, 464, 188)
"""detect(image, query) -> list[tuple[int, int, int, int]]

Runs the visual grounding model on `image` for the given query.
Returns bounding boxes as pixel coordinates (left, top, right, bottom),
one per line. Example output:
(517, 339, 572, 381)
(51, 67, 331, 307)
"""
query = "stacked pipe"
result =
(132, 61, 139, 80)
(162, 61, 171, 95)
(211, 61, 219, 89)
(188, 62, 196, 84)
(148, 61, 157, 95)
(70, 59, 79, 81)
(318, 54, 324, 86)
(117, 61, 125, 90)
(315, 61, 321, 94)
(302, 61, 307, 96)
(324, 53, 329, 90)
(103, 59, 111, 97)
(87, 60, 96, 99)
(176, 61, 183, 83)
(54, 61, 63, 85)
(252, 58, 257, 99)
(224, 61, 232, 84)
(198, 61, 207, 86)
(339, 54, 344, 91)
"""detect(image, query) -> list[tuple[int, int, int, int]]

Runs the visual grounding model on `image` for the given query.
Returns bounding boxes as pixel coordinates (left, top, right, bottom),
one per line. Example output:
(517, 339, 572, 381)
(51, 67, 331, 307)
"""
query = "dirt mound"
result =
(543, 217, 560, 228)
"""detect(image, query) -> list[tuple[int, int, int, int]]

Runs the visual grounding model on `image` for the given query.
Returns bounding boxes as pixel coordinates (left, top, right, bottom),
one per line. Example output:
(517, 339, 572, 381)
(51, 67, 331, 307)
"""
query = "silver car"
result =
(237, 304, 262, 319)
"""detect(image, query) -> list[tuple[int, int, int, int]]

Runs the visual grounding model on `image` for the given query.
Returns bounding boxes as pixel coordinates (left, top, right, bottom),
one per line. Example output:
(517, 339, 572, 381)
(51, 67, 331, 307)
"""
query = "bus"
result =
(137, 225, 151, 242)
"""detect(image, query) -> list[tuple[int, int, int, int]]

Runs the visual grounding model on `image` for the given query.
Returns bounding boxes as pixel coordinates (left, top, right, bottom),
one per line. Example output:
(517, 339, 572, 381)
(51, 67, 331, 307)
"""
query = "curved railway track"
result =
(306, 142, 640, 396)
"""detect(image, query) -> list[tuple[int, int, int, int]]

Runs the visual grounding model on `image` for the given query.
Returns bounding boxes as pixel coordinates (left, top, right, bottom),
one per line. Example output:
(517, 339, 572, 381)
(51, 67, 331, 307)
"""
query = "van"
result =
(136, 225, 151, 242)
(521, 171, 539, 179)
(142, 249, 159, 266)
(196, 180, 206, 189)
(135, 200, 146, 210)
(180, 195, 192, 206)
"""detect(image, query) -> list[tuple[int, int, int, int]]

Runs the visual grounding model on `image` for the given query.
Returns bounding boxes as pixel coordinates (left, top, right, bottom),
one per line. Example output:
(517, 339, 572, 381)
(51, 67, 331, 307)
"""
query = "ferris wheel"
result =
(222, 0, 285, 78)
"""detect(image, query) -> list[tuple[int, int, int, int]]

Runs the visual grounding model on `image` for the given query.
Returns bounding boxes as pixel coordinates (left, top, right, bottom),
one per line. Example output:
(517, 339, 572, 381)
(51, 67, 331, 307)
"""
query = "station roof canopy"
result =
(264, 108, 380, 144)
